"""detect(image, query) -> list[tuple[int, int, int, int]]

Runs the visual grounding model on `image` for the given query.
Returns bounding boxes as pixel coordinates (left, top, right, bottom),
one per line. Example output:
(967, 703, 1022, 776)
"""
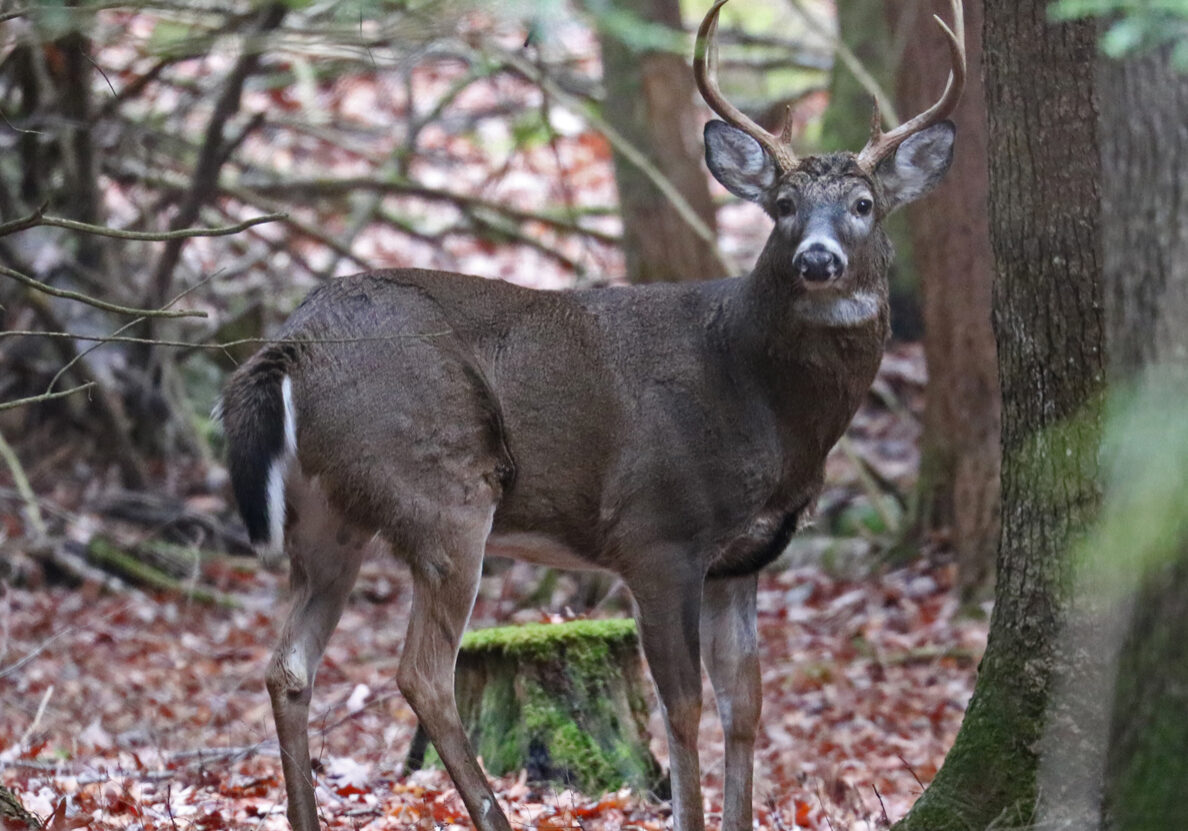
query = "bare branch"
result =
(0, 330, 449, 353)
(0, 7, 32, 23)
(492, 43, 734, 274)
(148, 2, 287, 307)
(43, 212, 284, 241)
(246, 177, 620, 246)
(222, 184, 373, 270)
(0, 205, 286, 241)
(784, 0, 900, 127)
(0, 264, 206, 319)
(0, 427, 46, 538)
(0, 383, 96, 413)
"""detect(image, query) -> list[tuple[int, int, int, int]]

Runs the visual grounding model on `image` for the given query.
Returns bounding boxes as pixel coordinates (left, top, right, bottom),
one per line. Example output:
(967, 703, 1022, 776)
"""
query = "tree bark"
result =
(0, 783, 41, 830)
(893, 0, 999, 600)
(405, 619, 664, 796)
(1097, 49, 1188, 379)
(593, 0, 722, 283)
(893, 5, 1105, 828)
(1095, 45, 1188, 828)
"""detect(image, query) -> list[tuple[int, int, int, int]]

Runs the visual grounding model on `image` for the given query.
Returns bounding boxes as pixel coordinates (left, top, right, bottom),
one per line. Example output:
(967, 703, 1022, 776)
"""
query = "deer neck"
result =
(728, 249, 890, 457)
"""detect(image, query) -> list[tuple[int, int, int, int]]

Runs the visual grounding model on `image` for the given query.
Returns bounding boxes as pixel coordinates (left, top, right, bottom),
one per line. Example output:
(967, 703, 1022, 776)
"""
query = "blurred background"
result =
(0, 0, 1001, 603)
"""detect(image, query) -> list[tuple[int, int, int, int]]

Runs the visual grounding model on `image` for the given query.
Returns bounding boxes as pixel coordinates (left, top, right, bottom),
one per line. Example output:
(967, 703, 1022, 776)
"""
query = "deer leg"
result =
(701, 574, 761, 831)
(630, 567, 706, 831)
(396, 508, 512, 831)
(266, 480, 368, 831)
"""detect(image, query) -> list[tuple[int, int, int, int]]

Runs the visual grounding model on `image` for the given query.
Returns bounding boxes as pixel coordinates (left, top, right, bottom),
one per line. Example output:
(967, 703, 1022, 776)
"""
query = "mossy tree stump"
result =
(1, 784, 41, 829)
(405, 618, 665, 797)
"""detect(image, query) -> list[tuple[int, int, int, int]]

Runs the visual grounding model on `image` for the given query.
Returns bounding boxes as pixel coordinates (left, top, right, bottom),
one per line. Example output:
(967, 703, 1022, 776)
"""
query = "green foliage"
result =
(1072, 371, 1188, 598)
(582, 1, 687, 54)
(832, 497, 903, 538)
(1049, 0, 1188, 69)
(510, 111, 554, 151)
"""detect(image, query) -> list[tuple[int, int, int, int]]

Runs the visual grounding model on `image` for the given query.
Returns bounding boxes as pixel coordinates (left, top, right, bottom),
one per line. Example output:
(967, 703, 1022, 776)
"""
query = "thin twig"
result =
(46, 269, 222, 394)
(94, 56, 174, 121)
(0, 383, 96, 413)
(532, 39, 594, 280)
(0, 207, 285, 241)
(897, 753, 927, 791)
(18, 684, 54, 749)
(765, 794, 793, 831)
(0, 6, 32, 22)
(0, 264, 205, 319)
(148, 2, 287, 308)
(165, 781, 179, 831)
(872, 784, 890, 826)
(0, 427, 46, 537)
(222, 183, 373, 269)
(244, 178, 620, 246)
(784, 0, 899, 126)
(837, 434, 900, 535)
(493, 44, 733, 274)
(0, 202, 51, 236)
(48, 315, 144, 395)
(0, 330, 452, 356)
(0, 599, 132, 680)
(816, 783, 837, 831)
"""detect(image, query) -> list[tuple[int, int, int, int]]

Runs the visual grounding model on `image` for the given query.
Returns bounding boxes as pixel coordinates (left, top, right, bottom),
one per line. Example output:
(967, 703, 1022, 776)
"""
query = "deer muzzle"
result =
(792, 239, 846, 286)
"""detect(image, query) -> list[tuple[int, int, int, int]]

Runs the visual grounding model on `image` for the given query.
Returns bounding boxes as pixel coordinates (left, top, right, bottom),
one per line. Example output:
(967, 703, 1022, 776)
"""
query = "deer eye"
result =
(775, 197, 795, 217)
(854, 197, 874, 217)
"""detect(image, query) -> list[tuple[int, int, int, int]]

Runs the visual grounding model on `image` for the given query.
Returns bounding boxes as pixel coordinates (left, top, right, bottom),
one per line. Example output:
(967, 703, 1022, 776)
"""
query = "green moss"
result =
(417, 619, 661, 796)
(473, 673, 522, 774)
(459, 618, 637, 662)
(522, 681, 621, 793)
(893, 646, 1042, 830)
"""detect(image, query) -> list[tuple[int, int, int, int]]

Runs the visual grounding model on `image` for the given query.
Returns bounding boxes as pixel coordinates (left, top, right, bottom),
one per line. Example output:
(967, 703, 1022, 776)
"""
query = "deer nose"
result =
(793, 243, 844, 283)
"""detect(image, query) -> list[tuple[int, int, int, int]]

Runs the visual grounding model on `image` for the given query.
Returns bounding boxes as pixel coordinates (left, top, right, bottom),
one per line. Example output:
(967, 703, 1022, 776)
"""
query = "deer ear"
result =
(875, 121, 956, 213)
(704, 120, 778, 202)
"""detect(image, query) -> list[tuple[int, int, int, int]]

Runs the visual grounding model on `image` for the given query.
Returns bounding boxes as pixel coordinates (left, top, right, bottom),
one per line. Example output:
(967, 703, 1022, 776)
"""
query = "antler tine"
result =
(694, 0, 797, 172)
(856, 0, 966, 172)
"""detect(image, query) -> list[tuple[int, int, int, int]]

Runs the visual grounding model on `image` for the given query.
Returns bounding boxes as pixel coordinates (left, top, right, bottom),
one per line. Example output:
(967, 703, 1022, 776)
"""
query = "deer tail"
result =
(217, 347, 298, 568)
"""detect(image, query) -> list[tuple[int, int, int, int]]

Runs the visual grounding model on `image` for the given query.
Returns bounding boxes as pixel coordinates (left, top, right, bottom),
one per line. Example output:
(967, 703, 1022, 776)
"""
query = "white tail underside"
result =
(259, 374, 297, 566)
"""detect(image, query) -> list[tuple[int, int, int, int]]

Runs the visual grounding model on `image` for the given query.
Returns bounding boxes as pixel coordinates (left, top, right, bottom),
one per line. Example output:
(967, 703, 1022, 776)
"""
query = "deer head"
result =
(695, 0, 964, 296)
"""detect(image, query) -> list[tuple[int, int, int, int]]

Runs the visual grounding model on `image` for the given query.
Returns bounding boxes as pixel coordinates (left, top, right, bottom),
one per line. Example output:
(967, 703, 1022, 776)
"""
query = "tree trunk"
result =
(821, 0, 893, 153)
(893, 5, 1105, 828)
(893, 0, 999, 600)
(1095, 45, 1188, 828)
(593, 0, 723, 283)
(0, 783, 41, 829)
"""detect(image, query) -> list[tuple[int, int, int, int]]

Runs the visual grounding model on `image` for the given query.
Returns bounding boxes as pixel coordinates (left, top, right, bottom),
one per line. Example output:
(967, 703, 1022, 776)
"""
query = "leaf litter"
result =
(0, 548, 985, 830)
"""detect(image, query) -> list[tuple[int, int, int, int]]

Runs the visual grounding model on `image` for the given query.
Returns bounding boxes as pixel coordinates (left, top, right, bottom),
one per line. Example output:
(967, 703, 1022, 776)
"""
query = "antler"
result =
(856, 0, 966, 172)
(693, 0, 798, 172)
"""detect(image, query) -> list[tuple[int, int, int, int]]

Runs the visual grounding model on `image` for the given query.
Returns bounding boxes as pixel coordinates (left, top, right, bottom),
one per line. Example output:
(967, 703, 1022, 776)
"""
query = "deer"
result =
(218, 1, 964, 828)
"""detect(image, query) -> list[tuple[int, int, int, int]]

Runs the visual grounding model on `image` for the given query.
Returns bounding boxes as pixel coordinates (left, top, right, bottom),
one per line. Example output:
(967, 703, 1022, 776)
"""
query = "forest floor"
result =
(0, 541, 986, 830)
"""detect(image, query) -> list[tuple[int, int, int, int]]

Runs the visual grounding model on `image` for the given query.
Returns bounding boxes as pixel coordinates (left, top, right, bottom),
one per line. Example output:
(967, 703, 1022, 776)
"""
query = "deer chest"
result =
(707, 499, 812, 579)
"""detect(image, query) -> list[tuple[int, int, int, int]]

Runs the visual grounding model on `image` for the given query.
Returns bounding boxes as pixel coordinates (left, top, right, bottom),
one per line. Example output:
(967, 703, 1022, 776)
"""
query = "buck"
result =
(219, 1, 963, 828)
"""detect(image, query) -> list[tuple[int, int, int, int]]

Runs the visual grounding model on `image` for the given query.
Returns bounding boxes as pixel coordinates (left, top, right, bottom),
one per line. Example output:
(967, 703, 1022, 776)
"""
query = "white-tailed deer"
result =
(219, 1, 964, 828)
